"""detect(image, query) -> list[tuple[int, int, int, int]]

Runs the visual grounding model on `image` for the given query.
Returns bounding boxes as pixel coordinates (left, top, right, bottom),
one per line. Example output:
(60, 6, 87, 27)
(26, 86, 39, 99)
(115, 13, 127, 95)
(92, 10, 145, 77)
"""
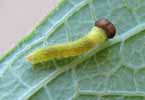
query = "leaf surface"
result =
(0, 0, 145, 100)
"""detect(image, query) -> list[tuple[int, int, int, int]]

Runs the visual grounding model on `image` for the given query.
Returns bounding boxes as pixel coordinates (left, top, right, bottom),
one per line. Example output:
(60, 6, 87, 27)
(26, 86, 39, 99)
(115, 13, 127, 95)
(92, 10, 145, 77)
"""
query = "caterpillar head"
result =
(95, 19, 116, 39)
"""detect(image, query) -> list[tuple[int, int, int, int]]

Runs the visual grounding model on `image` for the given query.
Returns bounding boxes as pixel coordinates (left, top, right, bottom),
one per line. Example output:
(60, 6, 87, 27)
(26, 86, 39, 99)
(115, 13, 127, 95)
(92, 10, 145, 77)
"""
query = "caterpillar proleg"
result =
(26, 19, 116, 64)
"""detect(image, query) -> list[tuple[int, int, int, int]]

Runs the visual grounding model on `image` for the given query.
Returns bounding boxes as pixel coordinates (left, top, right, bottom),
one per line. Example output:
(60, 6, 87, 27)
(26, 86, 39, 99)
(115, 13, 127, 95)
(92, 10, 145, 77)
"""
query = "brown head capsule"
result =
(95, 19, 116, 38)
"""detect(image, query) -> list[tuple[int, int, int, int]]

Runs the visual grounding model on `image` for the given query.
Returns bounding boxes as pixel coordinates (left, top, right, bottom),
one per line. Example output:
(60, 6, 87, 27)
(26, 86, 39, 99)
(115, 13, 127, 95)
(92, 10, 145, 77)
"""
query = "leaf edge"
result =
(0, 0, 66, 62)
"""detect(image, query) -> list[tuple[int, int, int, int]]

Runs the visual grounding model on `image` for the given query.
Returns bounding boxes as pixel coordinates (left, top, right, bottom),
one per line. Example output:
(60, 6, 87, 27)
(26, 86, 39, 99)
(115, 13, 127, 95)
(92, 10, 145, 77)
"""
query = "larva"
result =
(26, 19, 116, 64)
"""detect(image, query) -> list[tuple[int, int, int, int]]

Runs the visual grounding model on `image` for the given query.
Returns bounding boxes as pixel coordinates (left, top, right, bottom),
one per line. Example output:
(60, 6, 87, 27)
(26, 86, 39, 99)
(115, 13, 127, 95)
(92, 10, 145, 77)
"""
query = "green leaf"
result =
(0, 0, 145, 100)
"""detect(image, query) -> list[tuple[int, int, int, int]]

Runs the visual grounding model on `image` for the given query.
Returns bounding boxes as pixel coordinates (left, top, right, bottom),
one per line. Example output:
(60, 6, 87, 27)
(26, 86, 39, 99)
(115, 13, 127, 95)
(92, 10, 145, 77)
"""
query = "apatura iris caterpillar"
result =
(26, 19, 116, 64)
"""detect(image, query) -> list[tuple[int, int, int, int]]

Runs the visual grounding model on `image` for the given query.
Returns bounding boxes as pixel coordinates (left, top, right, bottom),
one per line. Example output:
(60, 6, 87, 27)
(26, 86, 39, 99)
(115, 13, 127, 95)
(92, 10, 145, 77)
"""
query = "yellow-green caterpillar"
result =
(26, 19, 116, 64)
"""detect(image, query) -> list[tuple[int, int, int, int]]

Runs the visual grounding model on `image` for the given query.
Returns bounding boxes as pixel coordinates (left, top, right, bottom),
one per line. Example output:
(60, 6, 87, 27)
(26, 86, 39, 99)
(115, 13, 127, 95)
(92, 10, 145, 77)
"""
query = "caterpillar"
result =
(26, 19, 116, 64)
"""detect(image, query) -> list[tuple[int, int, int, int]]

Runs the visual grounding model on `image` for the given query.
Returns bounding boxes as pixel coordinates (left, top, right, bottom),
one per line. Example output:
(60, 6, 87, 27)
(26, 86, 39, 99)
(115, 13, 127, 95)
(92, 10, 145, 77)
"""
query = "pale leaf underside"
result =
(0, 0, 145, 100)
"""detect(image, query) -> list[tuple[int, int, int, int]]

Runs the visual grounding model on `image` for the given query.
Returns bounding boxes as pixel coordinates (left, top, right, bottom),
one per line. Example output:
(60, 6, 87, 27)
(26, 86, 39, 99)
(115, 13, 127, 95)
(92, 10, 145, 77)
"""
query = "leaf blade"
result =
(0, 0, 145, 100)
